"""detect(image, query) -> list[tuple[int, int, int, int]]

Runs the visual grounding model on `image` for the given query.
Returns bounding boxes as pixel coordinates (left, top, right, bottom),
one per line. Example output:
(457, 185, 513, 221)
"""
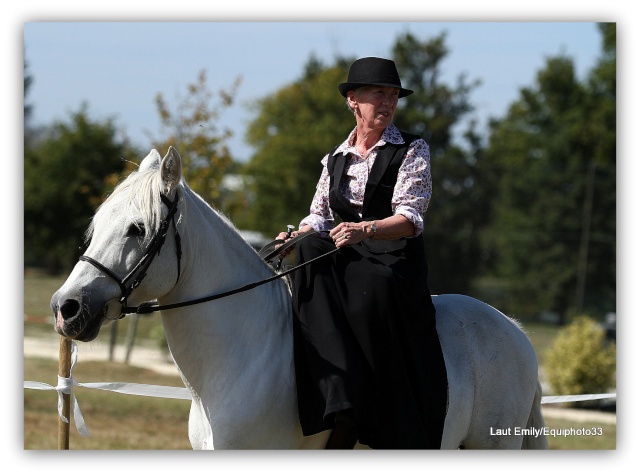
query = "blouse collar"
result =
(333, 123, 405, 156)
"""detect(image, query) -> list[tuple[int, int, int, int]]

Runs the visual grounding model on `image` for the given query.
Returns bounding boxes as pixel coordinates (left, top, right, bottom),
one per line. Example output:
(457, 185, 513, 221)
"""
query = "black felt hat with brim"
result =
(338, 57, 413, 98)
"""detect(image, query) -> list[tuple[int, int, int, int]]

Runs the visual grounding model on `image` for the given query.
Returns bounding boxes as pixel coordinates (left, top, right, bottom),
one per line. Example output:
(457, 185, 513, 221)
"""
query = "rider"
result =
(277, 57, 448, 449)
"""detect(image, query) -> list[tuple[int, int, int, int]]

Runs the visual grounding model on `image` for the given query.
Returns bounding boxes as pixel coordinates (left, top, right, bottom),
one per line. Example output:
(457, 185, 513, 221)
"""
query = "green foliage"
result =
(481, 23, 615, 319)
(24, 105, 134, 272)
(544, 316, 616, 402)
(23, 69, 242, 274)
(235, 55, 355, 237)
(24, 57, 33, 124)
(151, 69, 240, 208)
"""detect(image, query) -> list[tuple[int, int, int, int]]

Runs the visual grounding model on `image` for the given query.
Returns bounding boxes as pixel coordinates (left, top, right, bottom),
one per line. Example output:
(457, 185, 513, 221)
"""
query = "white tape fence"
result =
(24, 341, 616, 438)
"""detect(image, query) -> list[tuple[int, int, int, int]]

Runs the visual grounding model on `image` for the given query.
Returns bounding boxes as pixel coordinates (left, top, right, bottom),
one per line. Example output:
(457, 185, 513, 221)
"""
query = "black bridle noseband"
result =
(79, 193, 182, 319)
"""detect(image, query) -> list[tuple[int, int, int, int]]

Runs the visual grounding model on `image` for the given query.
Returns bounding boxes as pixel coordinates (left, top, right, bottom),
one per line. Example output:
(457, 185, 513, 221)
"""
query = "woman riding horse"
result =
(277, 57, 448, 449)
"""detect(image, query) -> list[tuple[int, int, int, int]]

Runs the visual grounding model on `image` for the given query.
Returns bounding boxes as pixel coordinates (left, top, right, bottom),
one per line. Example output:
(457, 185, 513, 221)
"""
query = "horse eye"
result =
(126, 223, 145, 237)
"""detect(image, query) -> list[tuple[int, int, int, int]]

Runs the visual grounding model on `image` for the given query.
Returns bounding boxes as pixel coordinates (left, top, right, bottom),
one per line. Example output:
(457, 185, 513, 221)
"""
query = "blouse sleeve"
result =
(298, 154, 335, 232)
(392, 138, 432, 237)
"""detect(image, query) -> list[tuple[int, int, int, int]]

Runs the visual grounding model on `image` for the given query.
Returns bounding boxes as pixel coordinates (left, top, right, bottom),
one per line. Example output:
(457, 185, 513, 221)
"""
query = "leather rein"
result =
(78, 191, 337, 318)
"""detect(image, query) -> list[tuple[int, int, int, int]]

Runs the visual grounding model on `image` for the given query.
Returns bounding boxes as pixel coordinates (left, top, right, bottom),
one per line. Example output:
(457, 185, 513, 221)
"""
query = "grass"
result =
(24, 357, 191, 450)
(23, 268, 66, 319)
(24, 268, 167, 350)
(542, 415, 616, 450)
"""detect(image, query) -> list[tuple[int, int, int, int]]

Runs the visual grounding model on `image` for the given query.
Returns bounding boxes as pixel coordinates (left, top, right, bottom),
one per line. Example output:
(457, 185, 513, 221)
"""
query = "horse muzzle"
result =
(50, 289, 114, 342)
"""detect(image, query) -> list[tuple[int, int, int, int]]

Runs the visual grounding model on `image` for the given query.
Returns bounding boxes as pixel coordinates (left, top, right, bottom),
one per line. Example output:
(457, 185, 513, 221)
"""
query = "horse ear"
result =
(139, 149, 162, 171)
(161, 146, 183, 191)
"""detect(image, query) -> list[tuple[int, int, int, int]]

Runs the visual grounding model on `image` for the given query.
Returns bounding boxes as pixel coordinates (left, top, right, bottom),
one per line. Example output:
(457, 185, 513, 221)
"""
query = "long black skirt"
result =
(291, 235, 448, 449)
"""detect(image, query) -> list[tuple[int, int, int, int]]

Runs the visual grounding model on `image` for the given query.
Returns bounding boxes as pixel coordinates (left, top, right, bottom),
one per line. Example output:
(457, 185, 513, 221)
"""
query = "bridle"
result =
(79, 192, 182, 319)
(78, 191, 338, 318)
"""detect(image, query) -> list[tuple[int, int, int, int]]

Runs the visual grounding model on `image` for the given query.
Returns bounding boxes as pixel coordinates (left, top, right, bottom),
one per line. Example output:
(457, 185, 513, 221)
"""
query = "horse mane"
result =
(85, 166, 176, 247)
(84, 163, 261, 261)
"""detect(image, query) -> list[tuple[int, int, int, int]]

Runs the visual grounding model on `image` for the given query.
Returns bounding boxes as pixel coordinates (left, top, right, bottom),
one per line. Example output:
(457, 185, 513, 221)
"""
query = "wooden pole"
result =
(57, 336, 73, 450)
(124, 315, 139, 364)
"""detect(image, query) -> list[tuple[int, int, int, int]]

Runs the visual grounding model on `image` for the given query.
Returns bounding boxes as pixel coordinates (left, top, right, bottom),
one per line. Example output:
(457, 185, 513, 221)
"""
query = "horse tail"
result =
(521, 380, 549, 449)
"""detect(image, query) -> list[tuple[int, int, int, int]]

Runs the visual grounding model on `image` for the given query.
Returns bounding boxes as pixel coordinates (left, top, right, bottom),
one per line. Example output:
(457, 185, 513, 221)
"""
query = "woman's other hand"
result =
(330, 221, 373, 248)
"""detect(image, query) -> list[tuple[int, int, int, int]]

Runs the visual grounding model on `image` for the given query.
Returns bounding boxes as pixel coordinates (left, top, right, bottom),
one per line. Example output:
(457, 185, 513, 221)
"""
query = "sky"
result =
(23, 21, 603, 162)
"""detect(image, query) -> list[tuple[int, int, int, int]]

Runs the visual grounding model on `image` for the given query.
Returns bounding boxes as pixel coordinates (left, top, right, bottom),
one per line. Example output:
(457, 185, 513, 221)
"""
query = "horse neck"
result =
(159, 189, 293, 400)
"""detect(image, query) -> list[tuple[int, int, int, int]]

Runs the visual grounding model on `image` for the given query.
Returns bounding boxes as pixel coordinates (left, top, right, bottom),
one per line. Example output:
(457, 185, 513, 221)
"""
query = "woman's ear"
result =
(347, 91, 357, 108)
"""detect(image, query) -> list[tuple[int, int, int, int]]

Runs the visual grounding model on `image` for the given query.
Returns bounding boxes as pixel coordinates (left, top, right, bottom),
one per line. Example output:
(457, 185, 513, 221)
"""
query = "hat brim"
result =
(338, 82, 413, 98)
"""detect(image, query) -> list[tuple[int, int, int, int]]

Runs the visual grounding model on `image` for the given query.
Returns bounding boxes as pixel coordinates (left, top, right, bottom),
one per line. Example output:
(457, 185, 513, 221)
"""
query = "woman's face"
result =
(349, 86, 400, 132)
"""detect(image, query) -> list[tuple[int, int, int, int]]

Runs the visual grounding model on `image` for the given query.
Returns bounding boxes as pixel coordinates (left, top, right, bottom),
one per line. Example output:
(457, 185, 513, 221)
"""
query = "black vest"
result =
(327, 131, 421, 254)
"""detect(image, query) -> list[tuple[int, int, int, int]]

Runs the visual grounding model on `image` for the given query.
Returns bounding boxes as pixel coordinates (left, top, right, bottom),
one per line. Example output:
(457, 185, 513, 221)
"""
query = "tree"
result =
(24, 105, 133, 272)
(236, 56, 354, 237)
(150, 69, 240, 208)
(24, 58, 33, 124)
(481, 23, 615, 319)
(575, 23, 616, 316)
(24, 56, 38, 149)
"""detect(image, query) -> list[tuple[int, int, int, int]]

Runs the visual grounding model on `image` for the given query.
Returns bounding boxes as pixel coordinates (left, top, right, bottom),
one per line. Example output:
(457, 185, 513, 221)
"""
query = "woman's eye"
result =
(126, 223, 145, 237)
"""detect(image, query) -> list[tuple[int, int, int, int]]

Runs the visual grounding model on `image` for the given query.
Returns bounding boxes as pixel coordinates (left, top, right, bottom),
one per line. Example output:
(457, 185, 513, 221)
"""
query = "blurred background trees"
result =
(228, 56, 355, 235)
(392, 32, 489, 295)
(481, 23, 615, 320)
(24, 105, 132, 272)
(150, 69, 241, 208)
(23, 23, 615, 324)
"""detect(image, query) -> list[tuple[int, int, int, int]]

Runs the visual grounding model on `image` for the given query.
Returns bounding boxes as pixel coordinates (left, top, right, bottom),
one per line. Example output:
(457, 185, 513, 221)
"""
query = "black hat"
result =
(338, 57, 413, 98)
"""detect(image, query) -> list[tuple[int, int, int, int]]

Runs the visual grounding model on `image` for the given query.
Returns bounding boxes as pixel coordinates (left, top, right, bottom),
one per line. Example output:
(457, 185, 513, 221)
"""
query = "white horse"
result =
(51, 147, 548, 450)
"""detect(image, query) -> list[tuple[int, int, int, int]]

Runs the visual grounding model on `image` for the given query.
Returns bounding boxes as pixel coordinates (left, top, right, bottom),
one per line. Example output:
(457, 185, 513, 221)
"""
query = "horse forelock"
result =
(86, 167, 180, 246)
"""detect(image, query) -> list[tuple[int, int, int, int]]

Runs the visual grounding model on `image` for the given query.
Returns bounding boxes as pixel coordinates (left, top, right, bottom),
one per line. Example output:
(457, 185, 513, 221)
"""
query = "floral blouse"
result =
(299, 123, 432, 237)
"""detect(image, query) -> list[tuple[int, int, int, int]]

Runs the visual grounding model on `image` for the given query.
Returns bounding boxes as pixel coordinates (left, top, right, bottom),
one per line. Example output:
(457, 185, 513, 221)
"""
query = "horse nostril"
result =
(59, 299, 81, 320)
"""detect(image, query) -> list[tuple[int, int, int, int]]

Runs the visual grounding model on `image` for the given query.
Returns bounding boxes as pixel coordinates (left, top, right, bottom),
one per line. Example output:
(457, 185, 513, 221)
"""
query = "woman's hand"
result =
(275, 225, 313, 257)
(330, 221, 373, 248)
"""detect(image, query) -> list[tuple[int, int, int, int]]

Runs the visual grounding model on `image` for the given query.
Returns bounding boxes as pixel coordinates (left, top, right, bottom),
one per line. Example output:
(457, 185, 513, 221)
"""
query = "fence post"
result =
(57, 336, 72, 450)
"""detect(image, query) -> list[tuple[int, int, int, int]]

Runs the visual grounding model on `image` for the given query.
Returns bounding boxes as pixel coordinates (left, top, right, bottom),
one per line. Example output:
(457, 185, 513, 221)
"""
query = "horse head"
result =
(51, 147, 184, 341)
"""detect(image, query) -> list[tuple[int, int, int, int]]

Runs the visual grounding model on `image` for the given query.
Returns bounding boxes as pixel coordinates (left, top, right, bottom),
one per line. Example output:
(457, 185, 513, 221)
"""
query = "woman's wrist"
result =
(364, 220, 377, 239)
